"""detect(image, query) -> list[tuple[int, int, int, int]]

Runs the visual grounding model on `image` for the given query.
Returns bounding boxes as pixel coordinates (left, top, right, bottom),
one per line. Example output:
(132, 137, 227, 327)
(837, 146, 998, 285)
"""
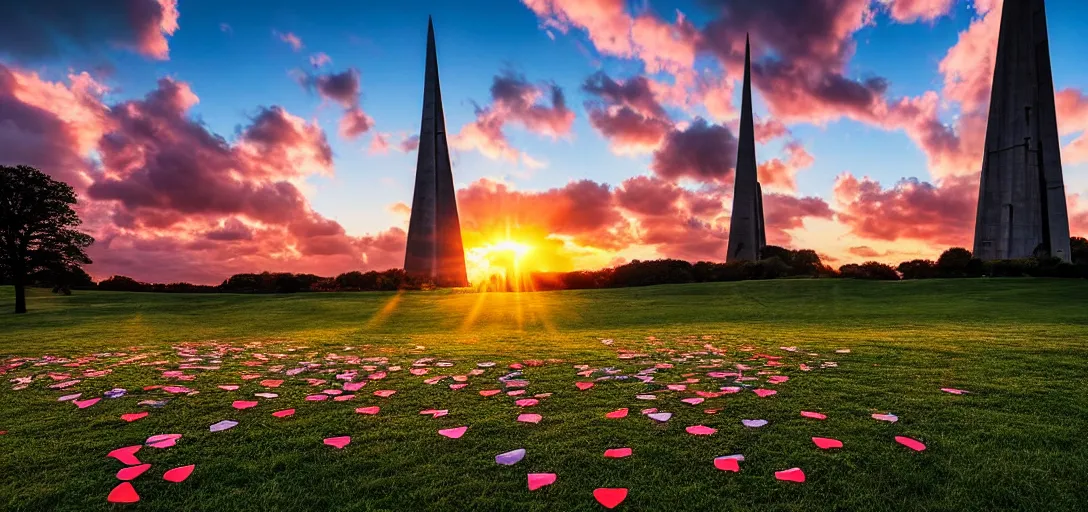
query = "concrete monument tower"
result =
(726, 35, 767, 263)
(404, 18, 469, 286)
(973, 0, 1071, 261)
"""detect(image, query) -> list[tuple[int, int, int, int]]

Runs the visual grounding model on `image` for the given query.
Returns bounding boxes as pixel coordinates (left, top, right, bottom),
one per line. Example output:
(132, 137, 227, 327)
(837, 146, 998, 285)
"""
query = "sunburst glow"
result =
(465, 238, 538, 291)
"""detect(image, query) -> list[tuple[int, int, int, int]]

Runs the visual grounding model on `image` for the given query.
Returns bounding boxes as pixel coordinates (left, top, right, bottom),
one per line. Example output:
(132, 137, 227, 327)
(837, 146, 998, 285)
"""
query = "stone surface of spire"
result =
(403, 18, 469, 286)
(973, 0, 1071, 261)
(726, 34, 766, 263)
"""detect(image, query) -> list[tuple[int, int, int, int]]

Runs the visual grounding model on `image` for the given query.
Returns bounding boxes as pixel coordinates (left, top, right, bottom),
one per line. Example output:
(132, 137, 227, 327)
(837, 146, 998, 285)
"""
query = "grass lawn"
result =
(1, 279, 1087, 511)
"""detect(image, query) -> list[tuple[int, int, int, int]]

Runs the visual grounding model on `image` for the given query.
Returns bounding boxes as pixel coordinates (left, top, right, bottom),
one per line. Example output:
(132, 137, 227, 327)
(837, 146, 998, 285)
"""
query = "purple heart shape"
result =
(742, 419, 768, 428)
(495, 448, 526, 465)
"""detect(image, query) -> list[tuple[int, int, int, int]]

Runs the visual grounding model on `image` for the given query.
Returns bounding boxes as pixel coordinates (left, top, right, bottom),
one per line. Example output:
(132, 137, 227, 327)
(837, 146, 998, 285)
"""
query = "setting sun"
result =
(465, 238, 539, 290)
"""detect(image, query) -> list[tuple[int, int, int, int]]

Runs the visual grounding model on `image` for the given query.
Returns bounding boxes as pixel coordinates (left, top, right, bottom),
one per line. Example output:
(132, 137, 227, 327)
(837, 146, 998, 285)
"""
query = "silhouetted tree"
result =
(897, 259, 938, 280)
(839, 262, 900, 280)
(1071, 237, 1088, 264)
(1, 165, 94, 313)
(936, 247, 973, 277)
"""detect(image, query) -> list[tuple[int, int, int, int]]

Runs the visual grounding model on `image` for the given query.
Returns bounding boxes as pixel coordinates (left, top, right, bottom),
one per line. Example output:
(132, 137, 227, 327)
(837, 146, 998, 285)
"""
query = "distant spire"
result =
(726, 32, 765, 263)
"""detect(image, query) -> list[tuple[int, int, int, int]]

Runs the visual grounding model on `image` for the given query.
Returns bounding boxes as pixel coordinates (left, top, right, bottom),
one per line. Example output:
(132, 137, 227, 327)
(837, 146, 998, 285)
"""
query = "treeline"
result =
(7, 238, 1086, 294)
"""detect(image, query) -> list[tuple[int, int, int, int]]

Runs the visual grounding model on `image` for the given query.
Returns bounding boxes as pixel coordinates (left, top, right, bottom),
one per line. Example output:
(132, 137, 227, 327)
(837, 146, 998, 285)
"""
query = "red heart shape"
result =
(479, 389, 501, 397)
(605, 408, 628, 419)
(373, 390, 396, 398)
(812, 437, 843, 449)
(108, 445, 142, 465)
(232, 400, 259, 410)
(527, 473, 556, 491)
(713, 457, 740, 472)
(686, 425, 716, 435)
(575, 382, 594, 390)
(593, 488, 628, 509)
(324, 436, 351, 449)
(120, 412, 148, 423)
(355, 406, 380, 415)
(272, 409, 295, 418)
(800, 411, 827, 420)
(604, 448, 632, 458)
(163, 464, 195, 483)
(107, 482, 140, 503)
(895, 436, 926, 451)
(116, 463, 151, 481)
(74, 398, 100, 409)
(438, 426, 468, 439)
(775, 468, 805, 483)
(753, 389, 777, 398)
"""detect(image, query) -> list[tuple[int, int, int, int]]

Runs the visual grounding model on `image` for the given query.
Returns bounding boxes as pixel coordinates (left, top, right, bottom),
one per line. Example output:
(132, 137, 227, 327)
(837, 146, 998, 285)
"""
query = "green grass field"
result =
(1, 279, 1087, 511)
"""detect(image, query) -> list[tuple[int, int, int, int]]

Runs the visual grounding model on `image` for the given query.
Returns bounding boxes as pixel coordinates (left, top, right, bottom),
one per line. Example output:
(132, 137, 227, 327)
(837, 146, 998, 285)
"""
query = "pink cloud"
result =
(274, 30, 303, 51)
(582, 72, 673, 153)
(883, 0, 957, 23)
(0, 0, 179, 61)
(298, 68, 375, 139)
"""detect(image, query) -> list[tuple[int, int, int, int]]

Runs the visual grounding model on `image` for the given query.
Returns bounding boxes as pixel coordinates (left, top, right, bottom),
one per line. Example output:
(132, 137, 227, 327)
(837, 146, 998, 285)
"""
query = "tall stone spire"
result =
(404, 17, 469, 286)
(726, 34, 766, 263)
(973, 0, 1071, 262)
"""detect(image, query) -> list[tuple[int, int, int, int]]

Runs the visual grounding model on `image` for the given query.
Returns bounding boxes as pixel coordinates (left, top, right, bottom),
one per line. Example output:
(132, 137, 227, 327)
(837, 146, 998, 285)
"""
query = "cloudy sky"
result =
(1, 0, 1086, 284)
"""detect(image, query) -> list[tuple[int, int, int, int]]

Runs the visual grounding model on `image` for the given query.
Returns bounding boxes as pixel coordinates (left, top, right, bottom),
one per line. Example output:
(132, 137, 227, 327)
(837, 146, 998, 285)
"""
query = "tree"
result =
(936, 247, 973, 277)
(0, 165, 94, 313)
(1071, 237, 1088, 264)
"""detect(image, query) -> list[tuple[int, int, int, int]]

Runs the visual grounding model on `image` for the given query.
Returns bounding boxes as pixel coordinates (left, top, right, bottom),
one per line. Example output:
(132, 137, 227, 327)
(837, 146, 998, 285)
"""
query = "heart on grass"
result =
(420, 409, 449, 418)
(74, 398, 101, 409)
(895, 436, 926, 451)
(163, 465, 195, 483)
(593, 488, 628, 509)
(603, 448, 632, 458)
(355, 406, 380, 415)
(872, 413, 898, 423)
(647, 412, 672, 422)
(343, 382, 366, 392)
(218, 385, 239, 391)
(605, 408, 628, 419)
(742, 419, 768, 428)
(259, 380, 283, 388)
(209, 420, 238, 433)
(775, 468, 805, 483)
(121, 412, 148, 423)
(146, 434, 182, 449)
(324, 436, 351, 449)
(438, 426, 468, 439)
(528, 473, 556, 491)
(333, 395, 355, 402)
(116, 464, 151, 481)
(373, 390, 396, 398)
(681, 398, 704, 406)
(713, 457, 740, 472)
(686, 425, 716, 436)
(232, 400, 259, 410)
(305, 394, 328, 402)
(753, 389, 777, 398)
(449, 383, 468, 390)
(575, 382, 595, 390)
(720, 387, 742, 394)
(941, 388, 968, 395)
(479, 390, 501, 397)
(108, 445, 143, 465)
(107, 482, 140, 503)
(272, 409, 295, 418)
(517, 414, 542, 424)
(515, 399, 539, 407)
(800, 411, 827, 420)
(812, 437, 843, 449)
(495, 449, 525, 465)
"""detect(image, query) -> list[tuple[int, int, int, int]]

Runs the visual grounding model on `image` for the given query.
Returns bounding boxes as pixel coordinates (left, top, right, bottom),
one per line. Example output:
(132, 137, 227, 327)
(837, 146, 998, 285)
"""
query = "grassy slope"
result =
(0, 280, 1087, 511)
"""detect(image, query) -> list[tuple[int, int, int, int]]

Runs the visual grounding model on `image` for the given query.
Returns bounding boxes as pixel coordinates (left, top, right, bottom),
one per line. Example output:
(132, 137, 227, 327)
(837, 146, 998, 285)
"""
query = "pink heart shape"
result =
(324, 436, 351, 449)
(593, 488, 628, 509)
(116, 463, 151, 481)
(720, 387, 742, 394)
(775, 468, 805, 482)
(800, 411, 827, 420)
(107, 482, 140, 503)
(322, 389, 343, 396)
(517, 414, 542, 424)
(681, 398, 705, 405)
(373, 390, 396, 398)
(272, 409, 295, 418)
(355, 406, 380, 415)
(895, 436, 926, 451)
(410, 368, 429, 376)
(941, 388, 967, 395)
(438, 426, 467, 439)
(686, 425, 716, 435)
(479, 389, 501, 397)
(515, 399, 539, 407)
(108, 445, 142, 465)
(713, 457, 740, 472)
(812, 437, 843, 449)
(146, 434, 182, 449)
(74, 398, 100, 409)
(449, 383, 468, 390)
(163, 464, 195, 483)
(305, 394, 327, 401)
(232, 400, 259, 410)
(527, 473, 557, 491)
(605, 408, 628, 419)
(575, 382, 594, 390)
(343, 381, 366, 392)
(121, 412, 148, 423)
(603, 448, 632, 458)
(218, 385, 239, 391)
(259, 379, 283, 388)
(753, 389, 777, 398)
